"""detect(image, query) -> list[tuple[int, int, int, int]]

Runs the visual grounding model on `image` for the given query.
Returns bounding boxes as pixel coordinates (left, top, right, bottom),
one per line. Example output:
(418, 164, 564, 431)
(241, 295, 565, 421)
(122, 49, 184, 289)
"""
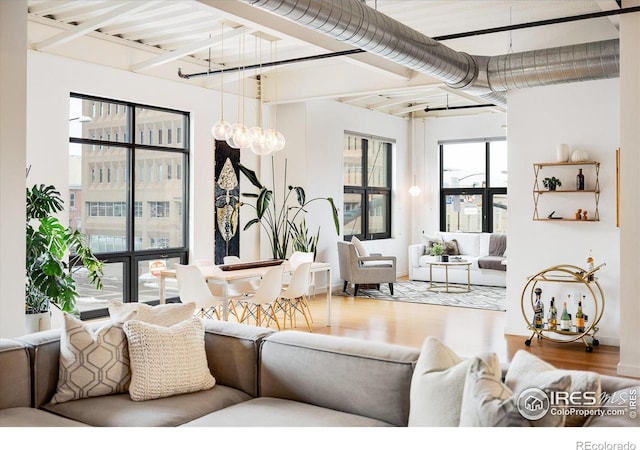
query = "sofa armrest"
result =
(408, 244, 425, 267)
(358, 255, 396, 264)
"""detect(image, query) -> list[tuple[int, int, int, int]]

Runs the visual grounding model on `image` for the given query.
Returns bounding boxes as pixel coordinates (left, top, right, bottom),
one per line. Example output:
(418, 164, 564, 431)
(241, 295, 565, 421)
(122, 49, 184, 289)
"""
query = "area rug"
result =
(333, 280, 506, 311)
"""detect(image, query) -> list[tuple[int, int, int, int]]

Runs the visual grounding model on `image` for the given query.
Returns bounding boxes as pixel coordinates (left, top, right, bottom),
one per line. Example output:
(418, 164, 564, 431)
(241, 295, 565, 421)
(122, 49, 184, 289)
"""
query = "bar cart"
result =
(521, 263, 605, 352)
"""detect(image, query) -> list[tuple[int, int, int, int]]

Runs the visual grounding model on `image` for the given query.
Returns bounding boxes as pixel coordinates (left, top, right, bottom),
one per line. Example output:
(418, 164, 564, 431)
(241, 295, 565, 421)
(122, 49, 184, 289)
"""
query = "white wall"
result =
(0, 1, 28, 338)
(618, 2, 640, 377)
(505, 79, 621, 345)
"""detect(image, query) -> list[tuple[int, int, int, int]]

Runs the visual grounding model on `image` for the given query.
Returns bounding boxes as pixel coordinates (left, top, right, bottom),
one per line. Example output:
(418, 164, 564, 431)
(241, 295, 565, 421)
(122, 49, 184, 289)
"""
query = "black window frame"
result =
(69, 93, 190, 320)
(343, 132, 393, 241)
(439, 138, 507, 233)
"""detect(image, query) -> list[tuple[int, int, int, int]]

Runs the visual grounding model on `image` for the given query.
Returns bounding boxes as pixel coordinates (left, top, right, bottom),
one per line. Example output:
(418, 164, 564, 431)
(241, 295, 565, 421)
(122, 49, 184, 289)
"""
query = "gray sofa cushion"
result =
(0, 339, 31, 409)
(202, 320, 274, 397)
(182, 397, 393, 427)
(42, 385, 250, 427)
(0, 407, 88, 427)
(259, 331, 419, 426)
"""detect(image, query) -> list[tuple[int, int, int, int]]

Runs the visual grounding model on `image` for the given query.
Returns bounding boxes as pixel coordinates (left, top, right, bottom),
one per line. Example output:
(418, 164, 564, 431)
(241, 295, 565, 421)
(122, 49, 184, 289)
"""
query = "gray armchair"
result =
(337, 241, 396, 297)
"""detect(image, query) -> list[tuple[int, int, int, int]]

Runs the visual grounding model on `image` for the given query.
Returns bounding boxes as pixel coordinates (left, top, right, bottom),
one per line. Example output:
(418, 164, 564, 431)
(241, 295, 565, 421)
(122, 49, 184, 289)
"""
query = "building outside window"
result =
(343, 132, 393, 241)
(68, 94, 189, 319)
(439, 139, 507, 233)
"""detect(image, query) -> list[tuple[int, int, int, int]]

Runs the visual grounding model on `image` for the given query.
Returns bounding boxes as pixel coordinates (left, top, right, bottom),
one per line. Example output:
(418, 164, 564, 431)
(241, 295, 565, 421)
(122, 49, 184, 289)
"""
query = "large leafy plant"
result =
(26, 183, 104, 314)
(238, 159, 340, 260)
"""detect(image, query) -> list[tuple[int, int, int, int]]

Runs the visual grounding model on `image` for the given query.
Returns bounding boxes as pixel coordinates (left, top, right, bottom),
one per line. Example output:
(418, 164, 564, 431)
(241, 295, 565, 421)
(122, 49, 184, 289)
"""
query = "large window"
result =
(69, 94, 189, 319)
(343, 132, 393, 240)
(440, 139, 507, 233)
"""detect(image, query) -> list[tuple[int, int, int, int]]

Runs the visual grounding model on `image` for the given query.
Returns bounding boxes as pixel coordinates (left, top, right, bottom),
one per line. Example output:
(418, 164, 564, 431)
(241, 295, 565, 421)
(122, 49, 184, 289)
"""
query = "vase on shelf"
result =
(557, 144, 570, 162)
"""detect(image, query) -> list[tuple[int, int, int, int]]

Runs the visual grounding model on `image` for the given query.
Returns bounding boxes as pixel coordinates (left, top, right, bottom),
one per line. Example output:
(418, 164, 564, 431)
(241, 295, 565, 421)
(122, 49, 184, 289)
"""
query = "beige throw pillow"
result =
(49, 314, 131, 405)
(505, 350, 601, 427)
(108, 300, 196, 326)
(460, 357, 569, 427)
(124, 318, 215, 401)
(350, 236, 369, 257)
(408, 336, 497, 426)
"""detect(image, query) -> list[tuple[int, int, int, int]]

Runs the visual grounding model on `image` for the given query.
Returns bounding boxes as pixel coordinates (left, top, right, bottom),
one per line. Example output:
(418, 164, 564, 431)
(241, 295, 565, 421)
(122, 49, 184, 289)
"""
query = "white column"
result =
(617, 1, 640, 377)
(0, 0, 28, 338)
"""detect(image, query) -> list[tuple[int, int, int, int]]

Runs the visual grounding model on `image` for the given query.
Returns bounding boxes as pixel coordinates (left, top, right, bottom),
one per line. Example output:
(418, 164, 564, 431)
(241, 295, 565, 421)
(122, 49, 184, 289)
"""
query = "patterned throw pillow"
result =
(459, 357, 569, 427)
(49, 314, 131, 405)
(124, 318, 216, 401)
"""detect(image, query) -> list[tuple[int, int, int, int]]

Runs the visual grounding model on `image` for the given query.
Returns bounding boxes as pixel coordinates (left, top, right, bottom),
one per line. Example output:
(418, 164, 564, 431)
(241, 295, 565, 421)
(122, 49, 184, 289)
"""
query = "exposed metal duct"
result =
(243, 0, 620, 106)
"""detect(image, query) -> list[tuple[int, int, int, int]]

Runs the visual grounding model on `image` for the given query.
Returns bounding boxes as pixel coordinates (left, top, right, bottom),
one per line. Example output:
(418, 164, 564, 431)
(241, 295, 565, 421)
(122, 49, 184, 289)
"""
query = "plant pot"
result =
(548, 185, 556, 191)
(25, 311, 51, 334)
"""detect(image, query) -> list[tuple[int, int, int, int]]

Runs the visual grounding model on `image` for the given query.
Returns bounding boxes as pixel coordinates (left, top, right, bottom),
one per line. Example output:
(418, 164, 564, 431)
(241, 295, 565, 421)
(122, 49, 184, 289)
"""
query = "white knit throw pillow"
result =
(123, 317, 215, 401)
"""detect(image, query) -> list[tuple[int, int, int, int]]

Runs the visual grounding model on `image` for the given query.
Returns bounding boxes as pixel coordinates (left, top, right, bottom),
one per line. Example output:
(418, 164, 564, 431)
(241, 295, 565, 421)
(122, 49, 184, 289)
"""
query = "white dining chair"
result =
(289, 251, 316, 297)
(175, 264, 224, 320)
(277, 262, 313, 332)
(233, 265, 284, 330)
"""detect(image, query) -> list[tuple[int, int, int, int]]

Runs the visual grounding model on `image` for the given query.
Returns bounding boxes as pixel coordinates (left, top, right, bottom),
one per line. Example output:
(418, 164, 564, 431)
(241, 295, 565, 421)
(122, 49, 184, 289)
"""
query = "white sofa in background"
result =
(408, 232, 506, 287)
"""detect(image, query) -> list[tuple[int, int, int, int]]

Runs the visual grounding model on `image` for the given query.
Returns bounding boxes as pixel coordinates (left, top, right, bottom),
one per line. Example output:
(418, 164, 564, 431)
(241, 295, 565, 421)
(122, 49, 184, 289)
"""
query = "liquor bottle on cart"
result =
(575, 300, 585, 332)
(533, 288, 544, 328)
(547, 297, 558, 330)
(560, 302, 572, 331)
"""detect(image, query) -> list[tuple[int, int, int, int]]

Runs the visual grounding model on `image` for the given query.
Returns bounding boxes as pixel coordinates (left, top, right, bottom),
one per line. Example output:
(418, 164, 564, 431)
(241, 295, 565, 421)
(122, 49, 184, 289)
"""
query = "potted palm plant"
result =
(26, 182, 104, 332)
(238, 159, 340, 260)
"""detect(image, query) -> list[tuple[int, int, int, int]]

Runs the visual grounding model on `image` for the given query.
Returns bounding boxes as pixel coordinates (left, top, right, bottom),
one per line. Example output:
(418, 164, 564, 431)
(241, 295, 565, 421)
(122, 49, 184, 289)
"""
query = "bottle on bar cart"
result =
(575, 300, 585, 332)
(560, 302, 572, 331)
(547, 297, 558, 330)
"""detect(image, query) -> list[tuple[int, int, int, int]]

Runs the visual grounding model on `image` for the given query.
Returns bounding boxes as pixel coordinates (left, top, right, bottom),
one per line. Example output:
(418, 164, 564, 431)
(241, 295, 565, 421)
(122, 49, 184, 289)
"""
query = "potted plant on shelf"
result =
(238, 158, 340, 260)
(542, 176, 562, 191)
(26, 181, 104, 332)
(430, 243, 444, 262)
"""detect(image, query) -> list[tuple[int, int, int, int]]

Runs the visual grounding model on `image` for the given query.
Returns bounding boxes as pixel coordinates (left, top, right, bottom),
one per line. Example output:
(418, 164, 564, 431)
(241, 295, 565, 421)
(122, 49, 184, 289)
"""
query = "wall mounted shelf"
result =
(533, 161, 600, 221)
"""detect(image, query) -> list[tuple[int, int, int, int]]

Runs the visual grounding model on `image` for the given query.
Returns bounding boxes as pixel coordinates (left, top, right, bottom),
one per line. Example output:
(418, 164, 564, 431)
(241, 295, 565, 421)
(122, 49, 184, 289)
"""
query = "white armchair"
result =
(337, 241, 396, 297)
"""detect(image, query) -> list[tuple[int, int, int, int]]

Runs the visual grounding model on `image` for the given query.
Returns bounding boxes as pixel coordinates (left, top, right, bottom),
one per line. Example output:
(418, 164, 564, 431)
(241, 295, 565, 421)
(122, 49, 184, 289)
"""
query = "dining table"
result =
(159, 260, 333, 326)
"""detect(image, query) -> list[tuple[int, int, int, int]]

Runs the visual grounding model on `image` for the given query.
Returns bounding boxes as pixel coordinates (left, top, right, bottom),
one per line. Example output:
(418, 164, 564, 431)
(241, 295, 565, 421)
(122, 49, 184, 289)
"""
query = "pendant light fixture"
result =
(409, 114, 421, 196)
(250, 36, 272, 155)
(211, 22, 230, 141)
(264, 40, 285, 153)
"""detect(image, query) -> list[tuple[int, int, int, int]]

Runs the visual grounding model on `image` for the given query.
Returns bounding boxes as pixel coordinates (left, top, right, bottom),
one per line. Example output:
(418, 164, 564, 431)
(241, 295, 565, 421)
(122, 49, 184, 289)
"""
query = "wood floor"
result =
(280, 289, 634, 379)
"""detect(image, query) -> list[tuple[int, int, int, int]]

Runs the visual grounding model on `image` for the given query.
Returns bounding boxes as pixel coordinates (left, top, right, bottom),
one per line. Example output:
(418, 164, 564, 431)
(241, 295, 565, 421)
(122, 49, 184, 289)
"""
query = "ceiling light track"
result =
(178, 48, 364, 79)
(434, 6, 640, 41)
(424, 104, 495, 113)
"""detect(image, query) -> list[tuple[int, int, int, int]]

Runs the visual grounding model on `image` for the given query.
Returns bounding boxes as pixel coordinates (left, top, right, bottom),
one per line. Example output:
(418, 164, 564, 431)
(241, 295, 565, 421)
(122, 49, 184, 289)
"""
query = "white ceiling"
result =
(26, 0, 624, 118)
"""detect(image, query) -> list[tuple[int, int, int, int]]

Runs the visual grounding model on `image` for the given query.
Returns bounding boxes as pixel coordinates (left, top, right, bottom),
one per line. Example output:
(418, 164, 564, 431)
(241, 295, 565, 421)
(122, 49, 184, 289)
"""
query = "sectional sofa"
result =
(1, 318, 638, 427)
(409, 232, 507, 287)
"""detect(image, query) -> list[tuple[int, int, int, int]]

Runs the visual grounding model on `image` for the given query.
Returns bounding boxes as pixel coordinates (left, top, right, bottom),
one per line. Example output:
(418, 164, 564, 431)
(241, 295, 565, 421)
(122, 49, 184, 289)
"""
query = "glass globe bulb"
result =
(226, 123, 242, 140)
(233, 126, 252, 149)
(250, 128, 272, 156)
(409, 185, 421, 197)
(211, 120, 230, 140)
(273, 130, 286, 152)
(264, 129, 279, 153)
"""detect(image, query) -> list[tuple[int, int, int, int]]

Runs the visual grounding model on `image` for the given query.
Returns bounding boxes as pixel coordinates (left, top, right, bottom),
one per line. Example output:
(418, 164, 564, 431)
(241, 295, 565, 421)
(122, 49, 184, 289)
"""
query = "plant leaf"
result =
(327, 197, 341, 234)
(238, 163, 263, 189)
(256, 189, 272, 219)
(294, 186, 305, 206)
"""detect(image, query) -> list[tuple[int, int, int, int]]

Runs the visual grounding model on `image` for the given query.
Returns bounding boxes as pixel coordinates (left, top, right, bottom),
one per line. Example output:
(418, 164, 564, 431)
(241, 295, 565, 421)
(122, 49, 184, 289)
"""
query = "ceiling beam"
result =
(131, 26, 247, 72)
(34, 1, 155, 51)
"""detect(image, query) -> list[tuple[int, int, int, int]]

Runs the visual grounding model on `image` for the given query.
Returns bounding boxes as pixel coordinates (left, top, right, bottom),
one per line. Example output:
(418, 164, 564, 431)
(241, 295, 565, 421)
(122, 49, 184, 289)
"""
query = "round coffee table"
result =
(427, 261, 471, 293)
